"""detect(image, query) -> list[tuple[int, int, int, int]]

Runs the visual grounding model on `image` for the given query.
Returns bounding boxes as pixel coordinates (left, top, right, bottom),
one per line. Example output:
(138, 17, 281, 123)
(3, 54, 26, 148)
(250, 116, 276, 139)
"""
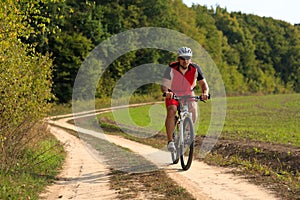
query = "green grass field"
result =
(98, 94, 300, 147)
(219, 94, 300, 146)
(97, 94, 300, 199)
(0, 134, 65, 200)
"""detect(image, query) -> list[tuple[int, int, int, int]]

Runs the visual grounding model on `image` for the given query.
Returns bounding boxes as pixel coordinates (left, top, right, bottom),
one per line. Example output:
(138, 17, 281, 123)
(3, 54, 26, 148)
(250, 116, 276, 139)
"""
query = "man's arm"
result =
(193, 63, 208, 97)
(161, 78, 170, 93)
(198, 78, 209, 100)
(161, 78, 173, 98)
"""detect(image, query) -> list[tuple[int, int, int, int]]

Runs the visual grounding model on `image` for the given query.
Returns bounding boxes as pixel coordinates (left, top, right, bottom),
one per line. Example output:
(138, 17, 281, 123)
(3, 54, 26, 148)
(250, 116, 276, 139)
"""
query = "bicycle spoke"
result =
(180, 117, 194, 170)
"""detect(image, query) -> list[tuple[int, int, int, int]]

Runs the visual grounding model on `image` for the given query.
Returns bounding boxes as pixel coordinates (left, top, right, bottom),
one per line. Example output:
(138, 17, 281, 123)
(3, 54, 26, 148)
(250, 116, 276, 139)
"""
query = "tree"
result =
(17, 0, 300, 102)
(52, 32, 93, 102)
(26, 0, 106, 102)
(0, 0, 53, 170)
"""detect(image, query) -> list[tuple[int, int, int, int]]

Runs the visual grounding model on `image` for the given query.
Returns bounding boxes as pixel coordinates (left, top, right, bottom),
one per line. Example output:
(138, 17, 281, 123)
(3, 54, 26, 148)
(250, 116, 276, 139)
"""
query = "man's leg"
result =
(189, 101, 198, 123)
(165, 105, 177, 142)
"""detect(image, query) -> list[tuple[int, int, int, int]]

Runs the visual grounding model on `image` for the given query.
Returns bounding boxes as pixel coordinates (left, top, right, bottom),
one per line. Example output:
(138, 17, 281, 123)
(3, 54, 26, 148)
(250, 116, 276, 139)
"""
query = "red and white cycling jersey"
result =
(163, 61, 205, 96)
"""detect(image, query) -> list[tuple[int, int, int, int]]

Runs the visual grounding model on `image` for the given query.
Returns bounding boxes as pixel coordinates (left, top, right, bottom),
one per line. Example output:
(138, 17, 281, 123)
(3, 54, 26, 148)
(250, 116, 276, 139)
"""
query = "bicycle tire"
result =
(180, 117, 194, 170)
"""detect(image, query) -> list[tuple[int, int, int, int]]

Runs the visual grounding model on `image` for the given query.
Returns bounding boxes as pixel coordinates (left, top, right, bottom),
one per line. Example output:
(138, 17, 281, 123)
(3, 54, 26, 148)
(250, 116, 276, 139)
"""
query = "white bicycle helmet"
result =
(177, 47, 193, 59)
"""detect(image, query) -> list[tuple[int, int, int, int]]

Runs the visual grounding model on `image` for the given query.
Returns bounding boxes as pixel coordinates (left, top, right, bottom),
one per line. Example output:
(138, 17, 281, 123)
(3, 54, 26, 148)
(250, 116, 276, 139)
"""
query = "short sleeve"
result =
(191, 63, 205, 81)
(163, 64, 172, 80)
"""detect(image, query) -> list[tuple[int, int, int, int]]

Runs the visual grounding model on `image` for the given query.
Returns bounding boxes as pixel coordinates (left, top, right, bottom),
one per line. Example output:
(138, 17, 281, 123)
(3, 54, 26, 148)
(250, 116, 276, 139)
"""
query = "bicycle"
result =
(164, 93, 209, 170)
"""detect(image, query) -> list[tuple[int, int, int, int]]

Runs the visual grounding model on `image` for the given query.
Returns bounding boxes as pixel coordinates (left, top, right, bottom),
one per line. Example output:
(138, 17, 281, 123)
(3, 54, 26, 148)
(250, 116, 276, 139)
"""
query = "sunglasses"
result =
(178, 56, 191, 60)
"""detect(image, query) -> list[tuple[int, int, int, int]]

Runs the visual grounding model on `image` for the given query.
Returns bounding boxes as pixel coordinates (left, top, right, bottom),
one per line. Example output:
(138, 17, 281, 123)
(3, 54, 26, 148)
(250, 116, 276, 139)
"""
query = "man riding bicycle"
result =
(161, 47, 209, 152)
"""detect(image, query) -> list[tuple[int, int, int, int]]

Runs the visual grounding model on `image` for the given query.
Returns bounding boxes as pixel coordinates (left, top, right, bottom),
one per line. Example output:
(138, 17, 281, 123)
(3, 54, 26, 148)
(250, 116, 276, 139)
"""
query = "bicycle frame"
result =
(171, 95, 200, 170)
(175, 96, 194, 156)
(164, 92, 209, 170)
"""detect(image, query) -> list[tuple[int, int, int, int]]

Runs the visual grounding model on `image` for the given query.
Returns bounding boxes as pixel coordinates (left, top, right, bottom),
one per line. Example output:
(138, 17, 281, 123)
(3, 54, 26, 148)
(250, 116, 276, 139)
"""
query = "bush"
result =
(0, 0, 53, 172)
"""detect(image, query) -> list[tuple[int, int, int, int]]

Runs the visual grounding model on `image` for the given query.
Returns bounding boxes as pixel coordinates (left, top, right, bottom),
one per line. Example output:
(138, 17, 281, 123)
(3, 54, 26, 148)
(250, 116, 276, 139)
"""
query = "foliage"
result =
(0, 0, 53, 171)
(0, 133, 65, 200)
(24, 0, 298, 103)
(9, 0, 300, 101)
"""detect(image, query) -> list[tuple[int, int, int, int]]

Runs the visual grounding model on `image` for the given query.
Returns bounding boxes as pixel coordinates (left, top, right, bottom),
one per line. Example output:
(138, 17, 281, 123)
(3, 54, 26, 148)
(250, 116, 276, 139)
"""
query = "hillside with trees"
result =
(1, 0, 300, 132)
(12, 0, 299, 103)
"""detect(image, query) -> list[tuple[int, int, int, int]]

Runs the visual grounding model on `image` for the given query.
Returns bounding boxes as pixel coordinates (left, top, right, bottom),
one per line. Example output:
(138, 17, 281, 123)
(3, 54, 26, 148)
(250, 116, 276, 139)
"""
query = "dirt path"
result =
(41, 109, 279, 200)
(106, 134, 278, 200)
(40, 126, 117, 200)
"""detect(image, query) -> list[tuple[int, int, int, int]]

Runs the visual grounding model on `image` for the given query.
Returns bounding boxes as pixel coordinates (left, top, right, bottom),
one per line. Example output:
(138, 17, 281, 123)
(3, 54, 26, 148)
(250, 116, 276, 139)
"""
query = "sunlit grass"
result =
(0, 134, 65, 200)
(98, 94, 300, 147)
(221, 94, 300, 146)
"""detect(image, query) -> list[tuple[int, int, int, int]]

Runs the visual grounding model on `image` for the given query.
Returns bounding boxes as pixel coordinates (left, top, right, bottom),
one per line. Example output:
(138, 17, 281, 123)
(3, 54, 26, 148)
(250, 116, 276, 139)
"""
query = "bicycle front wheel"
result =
(171, 121, 179, 164)
(180, 117, 194, 170)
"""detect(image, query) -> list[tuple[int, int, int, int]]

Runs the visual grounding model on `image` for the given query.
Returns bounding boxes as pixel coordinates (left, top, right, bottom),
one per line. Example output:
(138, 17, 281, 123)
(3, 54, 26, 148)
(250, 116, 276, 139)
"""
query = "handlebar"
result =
(174, 94, 211, 102)
(163, 92, 211, 103)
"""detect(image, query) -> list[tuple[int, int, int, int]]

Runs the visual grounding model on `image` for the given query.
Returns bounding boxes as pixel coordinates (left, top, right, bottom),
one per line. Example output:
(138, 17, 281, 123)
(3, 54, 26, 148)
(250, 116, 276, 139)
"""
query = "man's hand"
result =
(200, 94, 209, 101)
(165, 91, 173, 99)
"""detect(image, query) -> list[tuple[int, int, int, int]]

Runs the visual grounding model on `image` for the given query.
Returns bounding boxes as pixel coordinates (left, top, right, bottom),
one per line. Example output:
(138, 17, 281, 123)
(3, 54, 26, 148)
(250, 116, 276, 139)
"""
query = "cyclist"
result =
(161, 47, 209, 152)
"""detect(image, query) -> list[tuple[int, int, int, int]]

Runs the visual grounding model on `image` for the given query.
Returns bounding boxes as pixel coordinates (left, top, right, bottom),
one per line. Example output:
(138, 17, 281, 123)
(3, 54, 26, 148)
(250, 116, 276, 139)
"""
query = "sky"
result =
(182, 0, 299, 25)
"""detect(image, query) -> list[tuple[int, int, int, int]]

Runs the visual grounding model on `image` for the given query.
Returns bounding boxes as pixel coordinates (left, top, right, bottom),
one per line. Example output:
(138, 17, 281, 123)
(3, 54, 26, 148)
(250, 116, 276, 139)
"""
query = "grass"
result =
(0, 134, 65, 200)
(49, 94, 161, 116)
(110, 170, 195, 200)
(97, 94, 300, 147)
(220, 94, 300, 146)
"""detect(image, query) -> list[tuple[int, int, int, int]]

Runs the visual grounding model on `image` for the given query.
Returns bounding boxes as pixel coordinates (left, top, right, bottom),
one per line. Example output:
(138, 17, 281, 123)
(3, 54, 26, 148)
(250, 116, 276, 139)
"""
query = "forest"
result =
(1, 0, 300, 148)
(3, 0, 300, 104)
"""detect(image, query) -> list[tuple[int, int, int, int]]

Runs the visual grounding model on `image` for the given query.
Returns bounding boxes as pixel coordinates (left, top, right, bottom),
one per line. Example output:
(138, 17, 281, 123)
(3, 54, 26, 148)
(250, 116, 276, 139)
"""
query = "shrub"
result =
(0, 0, 53, 172)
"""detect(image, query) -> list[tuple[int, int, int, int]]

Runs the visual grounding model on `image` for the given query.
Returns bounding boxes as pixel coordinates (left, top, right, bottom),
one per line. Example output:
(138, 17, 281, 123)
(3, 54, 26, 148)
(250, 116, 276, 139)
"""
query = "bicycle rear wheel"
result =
(180, 117, 194, 170)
